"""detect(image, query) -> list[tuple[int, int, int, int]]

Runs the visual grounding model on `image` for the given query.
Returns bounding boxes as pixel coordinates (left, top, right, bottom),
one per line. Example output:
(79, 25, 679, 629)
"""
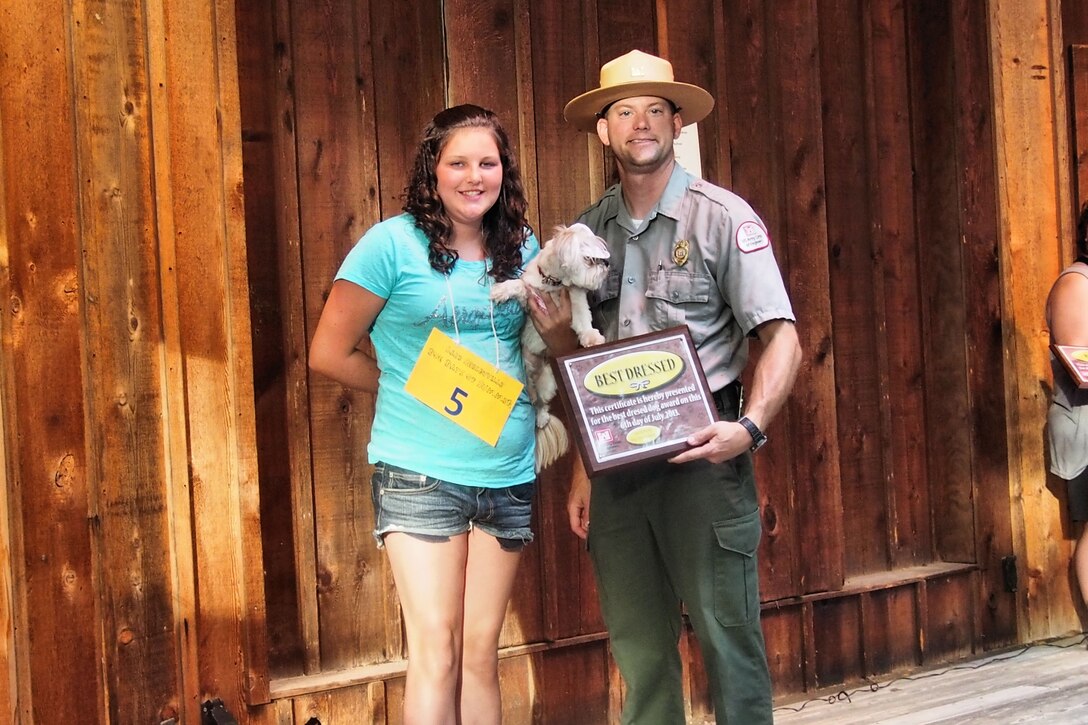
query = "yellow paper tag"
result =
(404, 328, 524, 446)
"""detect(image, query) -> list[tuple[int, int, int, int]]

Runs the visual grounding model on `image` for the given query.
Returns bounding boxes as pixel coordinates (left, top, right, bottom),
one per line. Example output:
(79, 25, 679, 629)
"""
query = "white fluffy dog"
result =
(492, 223, 610, 471)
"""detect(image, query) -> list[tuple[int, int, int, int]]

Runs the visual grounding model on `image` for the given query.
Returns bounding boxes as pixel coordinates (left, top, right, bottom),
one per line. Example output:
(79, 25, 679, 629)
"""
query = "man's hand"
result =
(668, 420, 753, 465)
(527, 288, 580, 355)
(567, 457, 591, 540)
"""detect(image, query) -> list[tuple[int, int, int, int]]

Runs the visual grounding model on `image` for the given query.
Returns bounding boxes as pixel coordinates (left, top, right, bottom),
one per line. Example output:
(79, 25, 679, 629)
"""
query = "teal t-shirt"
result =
(335, 213, 538, 487)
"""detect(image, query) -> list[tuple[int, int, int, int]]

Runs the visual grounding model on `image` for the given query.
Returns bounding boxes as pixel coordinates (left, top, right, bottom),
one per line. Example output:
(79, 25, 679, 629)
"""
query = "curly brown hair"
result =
(404, 104, 531, 280)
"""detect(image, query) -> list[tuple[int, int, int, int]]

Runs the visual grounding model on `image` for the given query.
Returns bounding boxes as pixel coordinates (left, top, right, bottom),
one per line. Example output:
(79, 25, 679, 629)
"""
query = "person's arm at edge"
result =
(1049, 272, 1088, 347)
(308, 280, 386, 392)
(669, 318, 802, 464)
(566, 452, 591, 540)
(738, 318, 803, 432)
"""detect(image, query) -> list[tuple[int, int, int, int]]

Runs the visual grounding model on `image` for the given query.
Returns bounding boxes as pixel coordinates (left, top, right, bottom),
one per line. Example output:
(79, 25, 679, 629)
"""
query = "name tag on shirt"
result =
(405, 328, 524, 446)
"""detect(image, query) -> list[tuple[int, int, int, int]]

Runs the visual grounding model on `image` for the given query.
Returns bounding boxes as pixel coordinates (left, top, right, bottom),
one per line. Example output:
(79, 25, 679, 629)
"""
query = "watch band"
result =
(737, 416, 768, 452)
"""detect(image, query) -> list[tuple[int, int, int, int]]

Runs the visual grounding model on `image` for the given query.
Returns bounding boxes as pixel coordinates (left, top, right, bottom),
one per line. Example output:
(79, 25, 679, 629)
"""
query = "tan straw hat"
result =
(564, 50, 714, 133)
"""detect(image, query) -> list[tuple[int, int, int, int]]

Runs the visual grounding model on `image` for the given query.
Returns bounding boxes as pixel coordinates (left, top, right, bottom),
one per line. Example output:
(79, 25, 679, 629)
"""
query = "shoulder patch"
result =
(736, 221, 770, 253)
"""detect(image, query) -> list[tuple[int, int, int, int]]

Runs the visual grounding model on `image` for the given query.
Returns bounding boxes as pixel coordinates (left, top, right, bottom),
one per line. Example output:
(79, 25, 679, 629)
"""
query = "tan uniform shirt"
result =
(578, 163, 795, 392)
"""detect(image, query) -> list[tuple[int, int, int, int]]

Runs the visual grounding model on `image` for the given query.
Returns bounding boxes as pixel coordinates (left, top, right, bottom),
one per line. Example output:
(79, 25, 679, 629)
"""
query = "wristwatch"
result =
(737, 416, 768, 452)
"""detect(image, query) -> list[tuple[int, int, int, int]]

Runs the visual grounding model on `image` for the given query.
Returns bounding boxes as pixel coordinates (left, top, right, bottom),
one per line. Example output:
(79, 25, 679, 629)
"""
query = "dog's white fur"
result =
(492, 223, 610, 471)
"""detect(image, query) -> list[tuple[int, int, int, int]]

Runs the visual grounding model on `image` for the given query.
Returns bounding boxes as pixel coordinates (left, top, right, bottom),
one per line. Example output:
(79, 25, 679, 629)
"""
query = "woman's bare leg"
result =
(459, 529, 524, 725)
(383, 532, 470, 725)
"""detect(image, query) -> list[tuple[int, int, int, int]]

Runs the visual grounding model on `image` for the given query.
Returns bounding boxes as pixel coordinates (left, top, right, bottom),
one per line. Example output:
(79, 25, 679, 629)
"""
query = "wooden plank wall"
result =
(0, 0, 1079, 722)
(990, 0, 1078, 644)
(233, 0, 1036, 720)
(0, 1, 265, 723)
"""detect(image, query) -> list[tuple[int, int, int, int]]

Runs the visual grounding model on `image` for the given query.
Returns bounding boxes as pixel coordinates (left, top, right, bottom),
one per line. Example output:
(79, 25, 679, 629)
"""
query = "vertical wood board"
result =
(770, 0, 844, 595)
(865, 0, 930, 571)
(70, 1, 182, 720)
(951, 0, 1017, 647)
(907, 0, 977, 564)
(291, 0, 387, 670)
(0, 3, 100, 721)
(157, 0, 269, 707)
(818, 0, 890, 578)
(987, 0, 1073, 641)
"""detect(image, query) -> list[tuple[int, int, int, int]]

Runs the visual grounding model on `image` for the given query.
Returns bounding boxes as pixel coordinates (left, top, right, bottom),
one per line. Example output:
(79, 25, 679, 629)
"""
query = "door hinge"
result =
(1002, 555, 1018, 592)
(202, 699, 239, 725)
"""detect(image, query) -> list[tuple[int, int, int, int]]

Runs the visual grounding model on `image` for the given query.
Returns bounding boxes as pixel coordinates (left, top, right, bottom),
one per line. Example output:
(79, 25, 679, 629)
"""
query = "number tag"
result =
(404, 328, 524, 446)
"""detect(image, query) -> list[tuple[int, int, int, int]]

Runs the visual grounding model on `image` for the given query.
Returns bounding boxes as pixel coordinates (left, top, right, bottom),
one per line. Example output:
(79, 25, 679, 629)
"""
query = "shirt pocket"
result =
(645, 269, 714, 335)
(592, 269, 622, 305)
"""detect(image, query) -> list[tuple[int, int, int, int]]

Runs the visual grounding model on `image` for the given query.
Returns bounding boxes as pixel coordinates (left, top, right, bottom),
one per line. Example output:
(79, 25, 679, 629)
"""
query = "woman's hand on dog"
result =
(528, 288, 580, 355)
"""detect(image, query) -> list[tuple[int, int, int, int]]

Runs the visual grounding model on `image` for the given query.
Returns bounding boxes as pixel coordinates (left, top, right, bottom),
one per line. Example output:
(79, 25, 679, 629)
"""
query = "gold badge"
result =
(672, 239, 690, 266)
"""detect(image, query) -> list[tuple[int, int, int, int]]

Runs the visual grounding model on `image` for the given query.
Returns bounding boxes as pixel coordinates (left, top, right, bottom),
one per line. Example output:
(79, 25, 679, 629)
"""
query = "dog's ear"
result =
(573, 224, 610, 261)
(558, 227, 588, 274)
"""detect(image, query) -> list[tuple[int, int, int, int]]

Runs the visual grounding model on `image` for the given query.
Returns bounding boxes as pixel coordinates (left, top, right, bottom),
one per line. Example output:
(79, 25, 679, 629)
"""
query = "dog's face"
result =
(538, 223, 610, 290)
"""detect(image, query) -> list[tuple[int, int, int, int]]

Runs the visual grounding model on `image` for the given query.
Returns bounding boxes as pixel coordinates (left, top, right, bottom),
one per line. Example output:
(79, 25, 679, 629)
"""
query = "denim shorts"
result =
(370, 462, 535, 551)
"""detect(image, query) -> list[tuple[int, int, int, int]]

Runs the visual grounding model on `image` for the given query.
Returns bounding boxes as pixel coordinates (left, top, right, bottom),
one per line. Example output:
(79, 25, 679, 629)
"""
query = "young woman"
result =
(1046, 202, 1088, 613)
(309, 104, 537, 724)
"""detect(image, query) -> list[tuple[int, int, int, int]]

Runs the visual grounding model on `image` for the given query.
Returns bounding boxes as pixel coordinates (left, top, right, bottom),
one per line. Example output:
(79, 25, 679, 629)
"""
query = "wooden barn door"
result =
(233, 0, 1018, 718)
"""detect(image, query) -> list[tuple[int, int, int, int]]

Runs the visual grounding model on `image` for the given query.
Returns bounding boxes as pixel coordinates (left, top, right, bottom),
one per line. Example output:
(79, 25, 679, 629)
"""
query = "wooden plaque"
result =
(1052, 344, 1088, 389)
(552, 326, 717, 477)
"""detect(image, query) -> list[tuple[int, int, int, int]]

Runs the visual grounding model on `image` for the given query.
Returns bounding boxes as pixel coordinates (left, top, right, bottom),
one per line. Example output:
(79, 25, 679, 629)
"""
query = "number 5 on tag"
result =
(404, 328, 524, 446)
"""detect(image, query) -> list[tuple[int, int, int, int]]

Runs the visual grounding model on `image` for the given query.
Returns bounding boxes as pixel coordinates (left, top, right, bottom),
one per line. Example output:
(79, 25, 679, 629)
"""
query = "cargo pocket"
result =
(712, 508, 762, 627)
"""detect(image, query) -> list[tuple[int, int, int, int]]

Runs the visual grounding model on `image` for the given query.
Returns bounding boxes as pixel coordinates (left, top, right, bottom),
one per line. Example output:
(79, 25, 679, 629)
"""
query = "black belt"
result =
(712, 381, 743, 420)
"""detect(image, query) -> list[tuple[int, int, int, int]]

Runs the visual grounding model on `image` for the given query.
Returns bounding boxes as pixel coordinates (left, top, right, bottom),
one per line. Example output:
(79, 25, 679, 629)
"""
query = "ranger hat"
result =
(564, 50, 714, 133)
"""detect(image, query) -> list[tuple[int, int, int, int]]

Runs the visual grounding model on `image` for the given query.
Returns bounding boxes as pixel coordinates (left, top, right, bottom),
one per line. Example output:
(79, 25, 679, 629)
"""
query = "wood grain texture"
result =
(0, 3, 100, 722)
(0, 24, 24, 725)
(723, 0, 804, 602)
(950, 0, 1017, 649)
(290, 0, 388, 671)
(987, 0, 1077, 641)
(819, 0, 889, 578)
(769, 0, 844, 596)
(235, 0, 317, 677)
(1, 1, 1084, 722)
(157, 0, 269, 707)
(70, 1, 181, 720)
(863, 0, 930, 572)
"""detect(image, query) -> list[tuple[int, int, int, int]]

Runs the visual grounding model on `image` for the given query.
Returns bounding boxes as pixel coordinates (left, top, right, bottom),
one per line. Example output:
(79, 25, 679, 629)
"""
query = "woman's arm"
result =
(308, 280, 387, 392)
(1049, 271, 1088, 347)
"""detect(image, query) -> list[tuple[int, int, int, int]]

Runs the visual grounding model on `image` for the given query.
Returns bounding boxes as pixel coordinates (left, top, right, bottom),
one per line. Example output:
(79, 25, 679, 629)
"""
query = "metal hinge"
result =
(201, 699, 239, 725)
(1002, 555, 1018, 592)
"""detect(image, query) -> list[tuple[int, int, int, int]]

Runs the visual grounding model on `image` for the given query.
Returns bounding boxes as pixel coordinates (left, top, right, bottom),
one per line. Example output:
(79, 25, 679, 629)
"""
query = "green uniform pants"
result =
(588, 450, 773, 724)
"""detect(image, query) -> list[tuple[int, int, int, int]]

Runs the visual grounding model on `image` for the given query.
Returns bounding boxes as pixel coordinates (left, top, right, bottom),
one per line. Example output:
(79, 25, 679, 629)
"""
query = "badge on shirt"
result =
(672, 239, 690, 266)
(736, 221, 770, 253)
(404, 328, 524, 446)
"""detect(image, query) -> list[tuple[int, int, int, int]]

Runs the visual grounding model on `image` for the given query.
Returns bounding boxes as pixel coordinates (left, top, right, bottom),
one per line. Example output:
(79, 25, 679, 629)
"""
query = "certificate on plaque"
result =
(553, 326, 718, 476)
(1052, 344, 1088, 389)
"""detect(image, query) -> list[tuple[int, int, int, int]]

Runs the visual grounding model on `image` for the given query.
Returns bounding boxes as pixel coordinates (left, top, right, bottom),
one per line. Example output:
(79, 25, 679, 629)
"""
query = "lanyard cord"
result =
(444, 266, 501, 368)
